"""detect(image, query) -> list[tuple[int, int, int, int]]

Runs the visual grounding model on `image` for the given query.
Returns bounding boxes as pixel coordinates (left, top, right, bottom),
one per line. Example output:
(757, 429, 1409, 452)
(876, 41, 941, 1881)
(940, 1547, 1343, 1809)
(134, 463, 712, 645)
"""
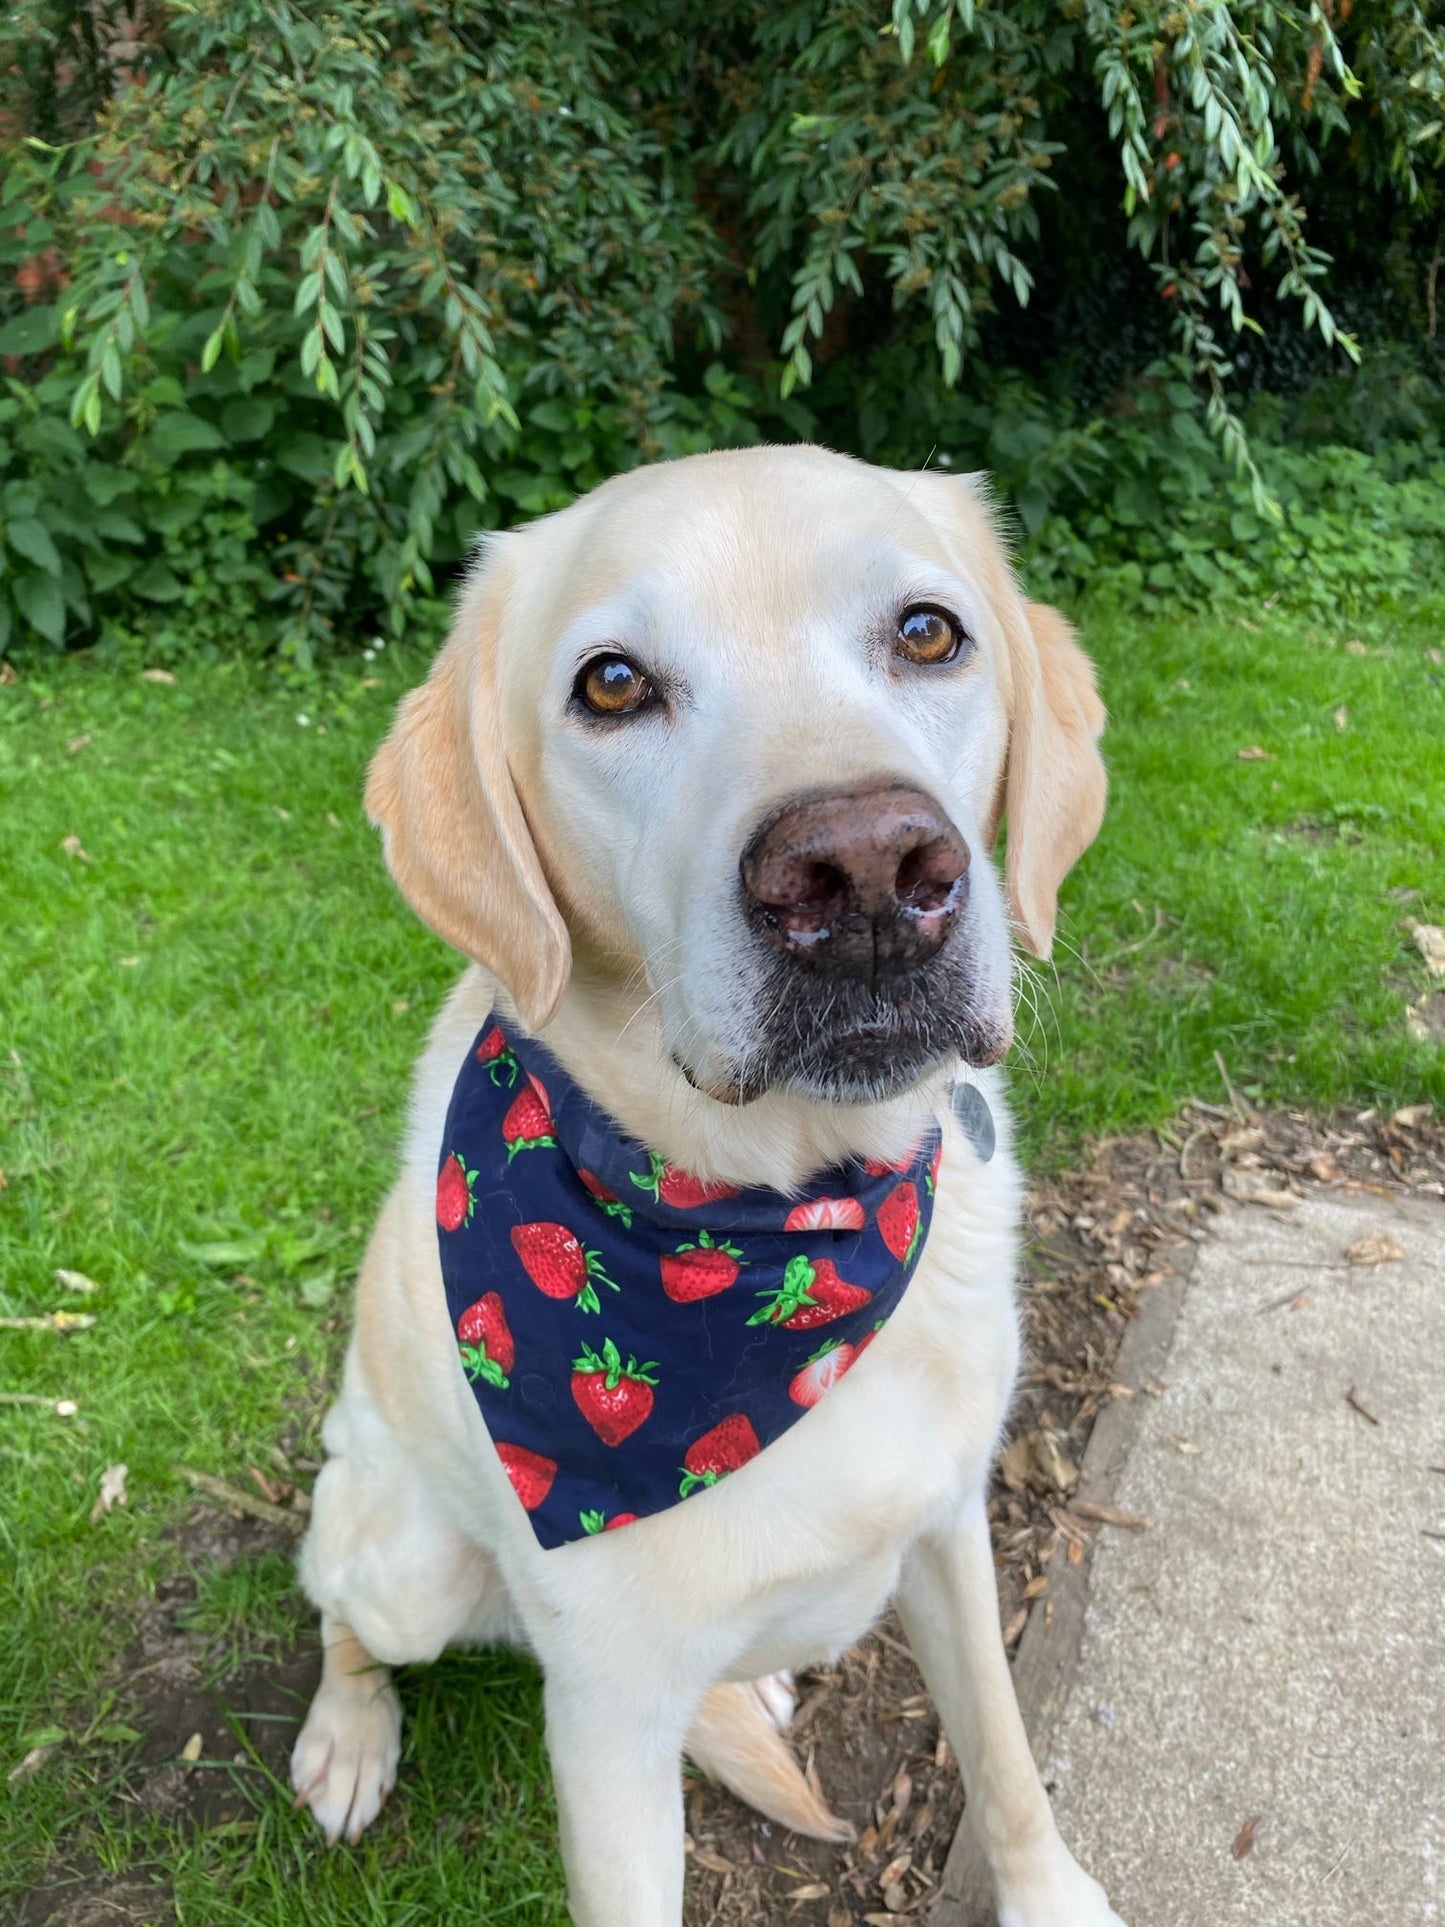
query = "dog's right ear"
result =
(364, 545, 571, 1031)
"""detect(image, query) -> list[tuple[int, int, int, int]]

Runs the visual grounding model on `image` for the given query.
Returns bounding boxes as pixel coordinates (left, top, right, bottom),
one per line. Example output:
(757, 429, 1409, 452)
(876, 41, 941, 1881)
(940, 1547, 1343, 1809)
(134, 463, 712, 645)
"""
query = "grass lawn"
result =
(2, 598, 1441, 1924)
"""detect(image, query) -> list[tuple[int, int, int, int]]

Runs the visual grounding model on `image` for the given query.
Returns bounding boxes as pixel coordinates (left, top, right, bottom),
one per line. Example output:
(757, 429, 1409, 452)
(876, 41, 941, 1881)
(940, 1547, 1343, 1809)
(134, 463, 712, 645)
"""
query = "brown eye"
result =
(576, 655, 655, 717)
(896, 605, 965, 666)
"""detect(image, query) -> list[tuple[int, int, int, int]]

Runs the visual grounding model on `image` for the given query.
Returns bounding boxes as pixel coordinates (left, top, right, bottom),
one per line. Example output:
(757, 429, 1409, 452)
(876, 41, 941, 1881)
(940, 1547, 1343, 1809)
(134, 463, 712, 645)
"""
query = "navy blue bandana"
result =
(436, 1017, 941, 1550)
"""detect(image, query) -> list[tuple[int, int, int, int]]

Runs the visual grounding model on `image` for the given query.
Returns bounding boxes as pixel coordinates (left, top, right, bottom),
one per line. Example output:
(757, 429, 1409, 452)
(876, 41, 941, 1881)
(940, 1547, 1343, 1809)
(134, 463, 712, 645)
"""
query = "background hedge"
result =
(1, 0, 1442, 664)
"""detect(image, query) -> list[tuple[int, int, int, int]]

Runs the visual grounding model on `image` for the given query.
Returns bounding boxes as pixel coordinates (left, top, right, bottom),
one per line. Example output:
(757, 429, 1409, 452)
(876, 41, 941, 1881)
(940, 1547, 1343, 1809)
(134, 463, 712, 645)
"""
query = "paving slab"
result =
(1037, 1187, 1445, 1927)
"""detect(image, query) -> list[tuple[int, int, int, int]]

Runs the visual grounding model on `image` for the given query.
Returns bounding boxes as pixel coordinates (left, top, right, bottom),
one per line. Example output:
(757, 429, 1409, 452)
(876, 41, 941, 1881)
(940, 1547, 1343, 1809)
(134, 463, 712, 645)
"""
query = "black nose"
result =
(740, 783, 970, 983)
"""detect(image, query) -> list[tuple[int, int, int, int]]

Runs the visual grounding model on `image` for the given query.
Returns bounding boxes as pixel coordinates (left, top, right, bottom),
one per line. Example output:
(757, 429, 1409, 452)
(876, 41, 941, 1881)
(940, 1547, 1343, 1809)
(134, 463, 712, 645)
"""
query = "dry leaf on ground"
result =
(60, 833, 90, 863)
(1236, 745, 1274, 761)
(1405, 920, 1445, 978)
(1346, 1231, 1404, 1267)
(1222, 1166, 1298, 1209)
(141, 667, 177, 685)
(54, 1268, 101, 1295)
(90, 1463, 128, 1523)
(1000, 1429, 1080, 1497)
(1333, 705, 1348, 731)
(1232, 1815, 1264, 1860)
(8, 1740, 63, 1785)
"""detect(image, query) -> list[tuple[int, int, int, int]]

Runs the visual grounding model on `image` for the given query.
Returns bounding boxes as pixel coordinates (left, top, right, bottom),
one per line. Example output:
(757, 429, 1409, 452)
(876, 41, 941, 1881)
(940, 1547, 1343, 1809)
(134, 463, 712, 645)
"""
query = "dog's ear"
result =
(364, 546, 571, 1029)
(1000, 599, 1107, 959)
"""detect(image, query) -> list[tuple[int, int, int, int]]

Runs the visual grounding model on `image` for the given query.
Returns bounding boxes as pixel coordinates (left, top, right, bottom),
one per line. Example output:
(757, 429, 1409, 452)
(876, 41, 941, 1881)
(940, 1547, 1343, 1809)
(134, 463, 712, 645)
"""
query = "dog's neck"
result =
(522, 971, 951, 1193)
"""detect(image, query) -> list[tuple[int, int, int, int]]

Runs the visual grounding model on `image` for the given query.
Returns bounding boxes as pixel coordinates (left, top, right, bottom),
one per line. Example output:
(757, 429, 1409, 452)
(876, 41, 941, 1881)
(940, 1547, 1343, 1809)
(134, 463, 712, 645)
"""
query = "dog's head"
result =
(366, 448, 1105, 1107)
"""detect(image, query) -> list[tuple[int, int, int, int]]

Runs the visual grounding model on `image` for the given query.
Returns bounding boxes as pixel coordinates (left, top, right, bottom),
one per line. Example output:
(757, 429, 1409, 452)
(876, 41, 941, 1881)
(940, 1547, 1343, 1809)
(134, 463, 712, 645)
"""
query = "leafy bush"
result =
(0, 0, 1442, 659)
(806, 336, 1445, 614)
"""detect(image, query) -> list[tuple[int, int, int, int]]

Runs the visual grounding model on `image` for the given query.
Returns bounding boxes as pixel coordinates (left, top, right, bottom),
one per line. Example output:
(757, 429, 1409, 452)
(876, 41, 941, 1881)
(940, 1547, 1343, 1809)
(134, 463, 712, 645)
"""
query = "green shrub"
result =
(0, 0, 1442, 659)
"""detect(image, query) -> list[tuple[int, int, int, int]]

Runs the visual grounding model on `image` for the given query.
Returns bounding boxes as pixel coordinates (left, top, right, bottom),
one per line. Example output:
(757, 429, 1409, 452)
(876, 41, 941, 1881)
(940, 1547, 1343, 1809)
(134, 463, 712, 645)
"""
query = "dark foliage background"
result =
(1, 0, 1442, 665)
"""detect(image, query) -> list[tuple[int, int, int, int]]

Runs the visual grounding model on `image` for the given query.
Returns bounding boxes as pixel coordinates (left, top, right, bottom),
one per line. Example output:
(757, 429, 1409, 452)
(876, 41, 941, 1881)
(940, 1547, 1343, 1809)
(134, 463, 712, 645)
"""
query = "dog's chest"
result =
(626, 1169, 1022, 1670)
(721, 1264, 1019, 1673)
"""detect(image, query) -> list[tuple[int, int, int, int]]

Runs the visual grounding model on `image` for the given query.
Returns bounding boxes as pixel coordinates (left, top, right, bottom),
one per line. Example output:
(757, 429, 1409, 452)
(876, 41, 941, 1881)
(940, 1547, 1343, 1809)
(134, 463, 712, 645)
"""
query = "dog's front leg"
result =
(897, 1493, 1125, 1927)
(542, 1655, 695, 1927)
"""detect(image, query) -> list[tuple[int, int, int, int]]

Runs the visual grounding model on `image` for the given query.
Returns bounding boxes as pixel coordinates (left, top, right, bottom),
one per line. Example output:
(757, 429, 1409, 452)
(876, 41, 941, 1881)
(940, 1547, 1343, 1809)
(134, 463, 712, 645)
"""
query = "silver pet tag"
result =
(950, 1080, 996, 1164)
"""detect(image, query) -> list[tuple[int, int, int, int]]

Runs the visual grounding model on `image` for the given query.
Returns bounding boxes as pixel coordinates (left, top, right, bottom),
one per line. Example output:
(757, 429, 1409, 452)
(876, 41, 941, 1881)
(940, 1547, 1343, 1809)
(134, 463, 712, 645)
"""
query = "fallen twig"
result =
(1213, 1050, 1249, 1121)
(1070, 1499, 1152, 1530)
(1344, 1387, 1380, 1428)
(0, 1311, 95, 1334)
(172, 1463, 305, 1531)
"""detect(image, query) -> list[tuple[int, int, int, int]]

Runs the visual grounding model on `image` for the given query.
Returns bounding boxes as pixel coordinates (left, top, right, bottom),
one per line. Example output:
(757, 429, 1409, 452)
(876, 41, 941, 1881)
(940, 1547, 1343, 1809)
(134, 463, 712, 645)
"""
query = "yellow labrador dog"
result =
(289, 445, 1118, 1927)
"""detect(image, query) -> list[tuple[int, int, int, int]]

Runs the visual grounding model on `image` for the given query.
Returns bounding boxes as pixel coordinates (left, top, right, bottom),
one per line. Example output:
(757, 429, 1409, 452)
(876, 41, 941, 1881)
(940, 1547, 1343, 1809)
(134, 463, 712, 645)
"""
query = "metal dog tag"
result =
(950, 1080, 996, 1164)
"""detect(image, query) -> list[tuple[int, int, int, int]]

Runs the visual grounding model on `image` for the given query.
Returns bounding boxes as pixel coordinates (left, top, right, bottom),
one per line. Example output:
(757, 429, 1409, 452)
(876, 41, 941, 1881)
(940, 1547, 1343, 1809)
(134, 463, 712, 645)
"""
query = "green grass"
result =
(1028, 599, 1445, 1135)
(1, 601, 1441, 1923)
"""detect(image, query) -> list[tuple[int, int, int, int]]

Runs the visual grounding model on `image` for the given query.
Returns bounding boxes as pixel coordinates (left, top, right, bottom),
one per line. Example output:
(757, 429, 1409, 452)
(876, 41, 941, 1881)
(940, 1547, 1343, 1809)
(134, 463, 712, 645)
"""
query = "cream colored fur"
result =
(290, 447, 1121, 1925)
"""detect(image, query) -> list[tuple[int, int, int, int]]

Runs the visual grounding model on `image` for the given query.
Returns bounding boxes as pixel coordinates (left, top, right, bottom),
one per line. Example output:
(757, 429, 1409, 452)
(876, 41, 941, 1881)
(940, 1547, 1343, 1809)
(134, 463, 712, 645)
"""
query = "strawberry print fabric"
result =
(436, 1017, 941, 1550)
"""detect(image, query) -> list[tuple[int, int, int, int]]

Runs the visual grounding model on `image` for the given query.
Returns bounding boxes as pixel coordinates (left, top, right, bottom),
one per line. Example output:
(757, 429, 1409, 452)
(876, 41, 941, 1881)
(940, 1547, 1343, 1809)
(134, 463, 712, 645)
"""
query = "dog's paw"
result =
(290, 1675, 403, 1845)
(998, 1847, 1126, 1927)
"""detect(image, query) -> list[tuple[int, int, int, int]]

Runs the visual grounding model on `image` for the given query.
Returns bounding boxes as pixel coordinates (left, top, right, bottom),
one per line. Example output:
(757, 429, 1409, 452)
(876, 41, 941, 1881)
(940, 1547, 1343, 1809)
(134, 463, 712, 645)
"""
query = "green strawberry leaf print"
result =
(459, 1342, 509, 1390)
(747, 1253, 817, 1326)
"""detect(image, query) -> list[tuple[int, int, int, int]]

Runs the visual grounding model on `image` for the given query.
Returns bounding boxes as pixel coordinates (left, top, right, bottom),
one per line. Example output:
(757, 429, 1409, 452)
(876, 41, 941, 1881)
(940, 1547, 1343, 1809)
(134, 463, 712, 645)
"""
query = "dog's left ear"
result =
(997, 598, 1107, 958)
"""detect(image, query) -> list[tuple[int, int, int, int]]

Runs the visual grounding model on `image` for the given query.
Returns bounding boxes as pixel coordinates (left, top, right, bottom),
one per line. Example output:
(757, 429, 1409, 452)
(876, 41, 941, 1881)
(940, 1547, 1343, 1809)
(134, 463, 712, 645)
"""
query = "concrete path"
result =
(1037, 1187, 1445, 1927)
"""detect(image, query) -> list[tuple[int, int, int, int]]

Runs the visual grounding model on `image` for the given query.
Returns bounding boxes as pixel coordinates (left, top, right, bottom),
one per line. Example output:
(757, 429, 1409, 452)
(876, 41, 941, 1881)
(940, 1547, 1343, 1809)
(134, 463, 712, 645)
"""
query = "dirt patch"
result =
(679, 1097, 1444, 1924)
(17, 1507, 317, 1927)
(15, 1880, 172, 1927)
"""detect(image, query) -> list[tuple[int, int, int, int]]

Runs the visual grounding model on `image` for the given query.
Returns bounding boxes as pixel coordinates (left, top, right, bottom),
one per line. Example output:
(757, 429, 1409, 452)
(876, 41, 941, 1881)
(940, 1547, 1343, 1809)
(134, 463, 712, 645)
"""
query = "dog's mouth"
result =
(677, 951, 1010, 1107)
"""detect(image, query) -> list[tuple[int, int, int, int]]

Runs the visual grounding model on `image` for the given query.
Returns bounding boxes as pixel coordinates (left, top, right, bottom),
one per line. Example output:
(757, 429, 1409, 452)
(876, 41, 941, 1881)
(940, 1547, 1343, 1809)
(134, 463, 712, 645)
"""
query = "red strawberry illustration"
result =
(510, 1221, 618, 1314)
(570, 1338, 659, 1446)
(631, 1151, 742, 1210)
(927, 1138, 943, 1194)
(679, 1414, 761, 1496)
(783, 1196, 866, 1233)
(748, 1254, 872, 1330)
(495, 1441, 556, 1511)
(457, 1291, 513, 1388)
(788, 1339, 857, 1408)
(436, 1152, 478, 1232)
(579, 1168, 634, 1229)
(502, 1076, 555, 1159)
(660, 1229, 746, 1303)
(877, 1181, 922, 1265)
(476, 1025, 520, 1086)
(580, 1509, 640, 1534)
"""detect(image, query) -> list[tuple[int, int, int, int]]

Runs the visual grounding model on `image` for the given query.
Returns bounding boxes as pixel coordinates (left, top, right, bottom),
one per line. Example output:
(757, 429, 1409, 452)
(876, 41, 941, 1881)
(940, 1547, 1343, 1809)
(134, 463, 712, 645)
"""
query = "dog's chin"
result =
(676, 1002, 1011, 1109)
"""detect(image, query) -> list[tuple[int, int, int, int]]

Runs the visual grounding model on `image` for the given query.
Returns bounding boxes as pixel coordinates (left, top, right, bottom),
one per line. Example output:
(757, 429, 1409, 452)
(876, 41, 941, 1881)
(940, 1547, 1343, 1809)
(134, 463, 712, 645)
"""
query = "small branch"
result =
(173, 1463, 305, 1531)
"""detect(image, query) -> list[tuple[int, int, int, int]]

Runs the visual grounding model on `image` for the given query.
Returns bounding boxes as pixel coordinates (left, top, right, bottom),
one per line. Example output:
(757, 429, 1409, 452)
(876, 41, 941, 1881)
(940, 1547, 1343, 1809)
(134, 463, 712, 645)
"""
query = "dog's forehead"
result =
(521, 449, 972, 645)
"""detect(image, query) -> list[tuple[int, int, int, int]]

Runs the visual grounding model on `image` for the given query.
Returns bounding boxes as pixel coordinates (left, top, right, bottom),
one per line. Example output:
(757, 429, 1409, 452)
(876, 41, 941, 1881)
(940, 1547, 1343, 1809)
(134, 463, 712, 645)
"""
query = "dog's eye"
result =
(896, 605, 966, 666)
(576, 655, 656, 717)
